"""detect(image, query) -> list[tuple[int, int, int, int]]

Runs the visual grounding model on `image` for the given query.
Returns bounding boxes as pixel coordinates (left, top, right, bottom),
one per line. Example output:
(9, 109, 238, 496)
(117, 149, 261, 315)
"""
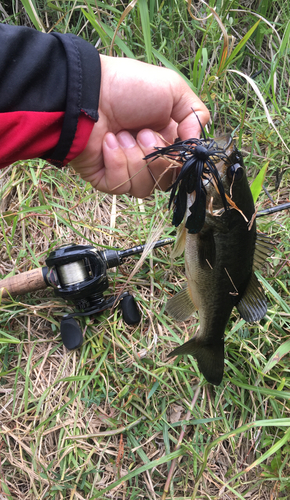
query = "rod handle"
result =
(0, 267, 48, 298)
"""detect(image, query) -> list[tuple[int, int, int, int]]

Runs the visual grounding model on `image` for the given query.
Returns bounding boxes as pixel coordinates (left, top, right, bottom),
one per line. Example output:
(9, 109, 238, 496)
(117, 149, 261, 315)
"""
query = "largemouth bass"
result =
(160, 136, 271, 385)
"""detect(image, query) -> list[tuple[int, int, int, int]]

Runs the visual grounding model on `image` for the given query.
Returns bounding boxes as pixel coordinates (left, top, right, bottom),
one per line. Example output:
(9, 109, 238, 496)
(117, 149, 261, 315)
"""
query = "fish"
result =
(160, 136, 272, 385)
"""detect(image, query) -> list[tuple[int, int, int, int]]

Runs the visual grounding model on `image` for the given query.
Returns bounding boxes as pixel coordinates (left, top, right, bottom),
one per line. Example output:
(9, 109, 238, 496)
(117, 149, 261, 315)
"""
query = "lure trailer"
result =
(0, 239, 174, 350)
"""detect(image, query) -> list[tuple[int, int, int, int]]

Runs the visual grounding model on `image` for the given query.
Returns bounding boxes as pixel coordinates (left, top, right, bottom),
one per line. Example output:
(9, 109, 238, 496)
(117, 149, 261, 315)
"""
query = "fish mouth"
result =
(201, 157, 229, 208)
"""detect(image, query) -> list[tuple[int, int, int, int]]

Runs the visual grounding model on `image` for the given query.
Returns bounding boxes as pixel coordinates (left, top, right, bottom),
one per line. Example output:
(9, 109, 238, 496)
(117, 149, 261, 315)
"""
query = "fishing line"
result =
(57, 260, 89, 286)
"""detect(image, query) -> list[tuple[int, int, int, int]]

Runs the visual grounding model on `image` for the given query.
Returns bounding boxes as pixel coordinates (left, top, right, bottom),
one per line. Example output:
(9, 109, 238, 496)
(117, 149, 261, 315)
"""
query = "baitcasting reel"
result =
(0, 239, 173, 349)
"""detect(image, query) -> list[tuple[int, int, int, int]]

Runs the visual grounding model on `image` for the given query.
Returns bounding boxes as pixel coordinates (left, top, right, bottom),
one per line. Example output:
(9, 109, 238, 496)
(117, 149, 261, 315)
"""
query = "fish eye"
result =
(227, 163, 244, 181)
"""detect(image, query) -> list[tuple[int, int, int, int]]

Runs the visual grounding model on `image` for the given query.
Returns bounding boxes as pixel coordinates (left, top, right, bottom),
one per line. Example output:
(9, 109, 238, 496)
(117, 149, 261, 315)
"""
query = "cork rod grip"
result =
(0, 267, 47, 298)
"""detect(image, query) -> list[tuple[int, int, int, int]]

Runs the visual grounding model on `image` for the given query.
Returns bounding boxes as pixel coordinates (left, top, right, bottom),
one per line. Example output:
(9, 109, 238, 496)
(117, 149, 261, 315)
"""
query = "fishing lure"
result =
(145, 119, 236, 234)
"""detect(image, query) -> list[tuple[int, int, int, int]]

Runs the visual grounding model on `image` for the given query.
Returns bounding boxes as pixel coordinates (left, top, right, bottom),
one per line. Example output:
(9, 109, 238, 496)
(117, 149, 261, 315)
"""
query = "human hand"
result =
(71, 55, 210, 198)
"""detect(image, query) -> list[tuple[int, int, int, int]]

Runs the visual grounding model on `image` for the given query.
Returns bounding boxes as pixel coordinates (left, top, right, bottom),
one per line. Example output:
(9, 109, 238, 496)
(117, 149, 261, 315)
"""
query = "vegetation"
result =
(0, 1, 289, 499)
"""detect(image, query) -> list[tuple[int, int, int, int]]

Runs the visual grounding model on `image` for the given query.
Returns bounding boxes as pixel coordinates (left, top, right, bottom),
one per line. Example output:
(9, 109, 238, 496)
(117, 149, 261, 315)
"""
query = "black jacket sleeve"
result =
(0, 24, 101, 167)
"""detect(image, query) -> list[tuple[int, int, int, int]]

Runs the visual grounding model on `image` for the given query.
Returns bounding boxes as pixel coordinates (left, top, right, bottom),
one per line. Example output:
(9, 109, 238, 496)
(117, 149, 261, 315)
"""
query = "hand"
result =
(71, 55, 210, 198)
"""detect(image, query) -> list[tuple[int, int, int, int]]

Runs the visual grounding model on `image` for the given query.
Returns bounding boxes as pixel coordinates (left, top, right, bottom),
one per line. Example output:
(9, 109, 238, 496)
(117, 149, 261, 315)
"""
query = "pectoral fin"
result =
(168, 337, 224, 386)
(171, 222, 186, 258)
(236, 271, 267, 322)
(165, 286, 195, 321)
(253, 234, 275, 270)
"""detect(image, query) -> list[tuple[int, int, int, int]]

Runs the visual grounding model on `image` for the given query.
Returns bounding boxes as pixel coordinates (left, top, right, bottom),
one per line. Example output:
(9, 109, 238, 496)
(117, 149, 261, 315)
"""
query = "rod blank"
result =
(257, 202, 290, 217)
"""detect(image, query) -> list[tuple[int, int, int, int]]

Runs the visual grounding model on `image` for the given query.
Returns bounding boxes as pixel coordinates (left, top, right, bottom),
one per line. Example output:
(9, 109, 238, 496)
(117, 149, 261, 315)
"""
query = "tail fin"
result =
(168, 337, 224, 386)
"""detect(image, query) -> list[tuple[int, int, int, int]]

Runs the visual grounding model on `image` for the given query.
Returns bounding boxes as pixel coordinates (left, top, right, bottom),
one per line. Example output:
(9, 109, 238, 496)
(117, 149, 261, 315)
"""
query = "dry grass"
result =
(1, 157, 289, 499)
(1, 1, 290, 499)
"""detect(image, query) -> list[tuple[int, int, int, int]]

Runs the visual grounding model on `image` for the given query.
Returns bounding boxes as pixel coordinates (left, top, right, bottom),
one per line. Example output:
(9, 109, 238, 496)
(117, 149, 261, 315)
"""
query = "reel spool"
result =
(57, 259, 88, 286)
(45, 244, 109, 304)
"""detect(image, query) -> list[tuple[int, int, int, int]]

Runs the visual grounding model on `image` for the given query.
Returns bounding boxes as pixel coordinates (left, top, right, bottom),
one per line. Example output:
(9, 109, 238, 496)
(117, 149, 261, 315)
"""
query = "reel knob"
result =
(120, 294, 141, 325)
(60, 316, 83, 350)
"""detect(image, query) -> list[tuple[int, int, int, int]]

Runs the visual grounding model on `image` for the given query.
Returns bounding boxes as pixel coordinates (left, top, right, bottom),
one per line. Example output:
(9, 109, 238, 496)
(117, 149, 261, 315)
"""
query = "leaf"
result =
(92, 447, 186, 498)
(110, 0, 138, 56)
(263, 339, 290, 374)
(1, 211, 19, 226)
(21, 0, 45, 32)
(192, 47, 208, 93)
(250, 162, 268, 203)
(0, 481, 14, 500)
(148, 381, 159, 399)
(81, 8, 135, 58)
(228, 70, 290, 154)
(138, 0, 152, 63)
(47, 1, 64, 13)
(100, 20, 136, 59)
(169, 404, 183, 424)
(279, 20, 290, 55)
(152, 48, 195, 91)
(256, 271, 290, 315)
(225, 20, 261, 68)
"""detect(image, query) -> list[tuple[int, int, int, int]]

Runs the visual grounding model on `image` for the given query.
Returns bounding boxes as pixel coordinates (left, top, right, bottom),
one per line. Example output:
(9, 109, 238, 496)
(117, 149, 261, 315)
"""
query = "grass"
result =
(0, 1, 290, 499)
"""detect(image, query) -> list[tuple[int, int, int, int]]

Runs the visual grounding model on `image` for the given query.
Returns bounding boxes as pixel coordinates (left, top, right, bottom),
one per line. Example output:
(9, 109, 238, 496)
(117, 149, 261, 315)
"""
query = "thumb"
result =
(171, 77, 210, 140)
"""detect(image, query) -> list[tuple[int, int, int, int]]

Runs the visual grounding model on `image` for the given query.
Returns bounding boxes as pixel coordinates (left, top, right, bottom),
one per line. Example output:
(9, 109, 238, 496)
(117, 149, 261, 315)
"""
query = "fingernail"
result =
(138, 130, 157, 148)
(118, 131, 136, 149)
(105, 133, 119, 150)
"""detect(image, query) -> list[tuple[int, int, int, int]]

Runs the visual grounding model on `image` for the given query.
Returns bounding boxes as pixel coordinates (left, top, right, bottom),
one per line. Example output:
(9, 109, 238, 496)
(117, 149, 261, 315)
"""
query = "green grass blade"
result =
(92, 447, 185, 498)
(81, 8, 110, 47)
(226, 19, 261, 68)
(20, 0, 45, 31)
(250, 161, 268, 202)
(152, 48, 196, 91)
(257, 272, 290, 314)
(279, 20, 290, 55)
(263, 339, 290, 374)
(138, 0, 152, 63)
(192, 47, 208, 94)
(100, 19, 135, 58)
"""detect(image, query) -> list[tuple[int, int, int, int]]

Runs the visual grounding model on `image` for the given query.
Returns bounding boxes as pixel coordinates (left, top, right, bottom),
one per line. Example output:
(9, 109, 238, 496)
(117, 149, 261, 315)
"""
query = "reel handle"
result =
(0, 267, 48, 298)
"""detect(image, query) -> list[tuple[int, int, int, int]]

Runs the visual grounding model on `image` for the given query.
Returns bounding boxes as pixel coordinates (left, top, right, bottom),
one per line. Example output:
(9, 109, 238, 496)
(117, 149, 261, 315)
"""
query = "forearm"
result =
(0, 24, 101, 169)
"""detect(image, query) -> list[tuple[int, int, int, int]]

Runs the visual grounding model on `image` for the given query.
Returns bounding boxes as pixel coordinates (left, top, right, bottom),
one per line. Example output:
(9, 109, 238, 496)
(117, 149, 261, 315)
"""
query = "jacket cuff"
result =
(45, 33, 101, 167)
(44, 112, 95, 167)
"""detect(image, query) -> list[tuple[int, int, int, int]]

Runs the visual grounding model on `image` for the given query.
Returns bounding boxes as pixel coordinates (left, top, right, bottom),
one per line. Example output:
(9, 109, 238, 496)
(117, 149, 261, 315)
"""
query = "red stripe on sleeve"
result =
(61, 112, 95, 166)
(0, 111, 64, 169)
(0, 111, 94, 169)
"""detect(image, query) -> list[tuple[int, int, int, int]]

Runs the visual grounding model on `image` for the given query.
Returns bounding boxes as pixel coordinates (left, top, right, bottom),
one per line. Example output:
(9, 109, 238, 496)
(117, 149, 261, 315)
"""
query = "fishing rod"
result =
(256, 201, 290, 217)
(0, 200, 288, 349)
(0, 238, 174, 350)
